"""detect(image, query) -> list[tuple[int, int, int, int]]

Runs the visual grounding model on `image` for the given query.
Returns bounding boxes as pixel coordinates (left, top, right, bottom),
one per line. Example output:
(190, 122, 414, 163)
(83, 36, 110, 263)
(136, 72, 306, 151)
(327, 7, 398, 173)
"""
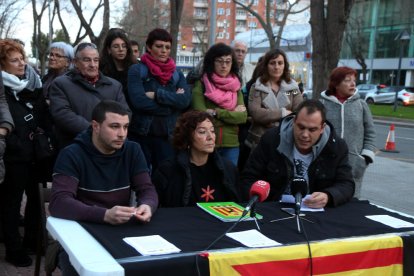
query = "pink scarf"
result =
(141, 53, 176, 85)
(202, 73, 241, 110)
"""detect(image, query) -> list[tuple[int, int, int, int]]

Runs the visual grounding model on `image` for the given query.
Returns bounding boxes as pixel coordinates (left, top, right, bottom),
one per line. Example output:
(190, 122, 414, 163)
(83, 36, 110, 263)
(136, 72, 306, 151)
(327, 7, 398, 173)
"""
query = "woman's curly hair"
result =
(172, 110, 214, 150)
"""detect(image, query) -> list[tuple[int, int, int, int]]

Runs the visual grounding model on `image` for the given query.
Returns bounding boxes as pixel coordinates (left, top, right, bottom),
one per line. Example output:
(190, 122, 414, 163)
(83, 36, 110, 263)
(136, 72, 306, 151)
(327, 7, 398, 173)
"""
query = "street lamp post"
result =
(393, 29, 411, 112)
(192, 47, 197, 69)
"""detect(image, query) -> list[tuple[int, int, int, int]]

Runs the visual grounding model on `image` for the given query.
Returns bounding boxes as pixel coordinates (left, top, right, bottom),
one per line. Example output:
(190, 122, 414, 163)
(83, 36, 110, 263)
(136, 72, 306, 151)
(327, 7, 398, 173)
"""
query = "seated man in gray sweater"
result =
(49, 100, 158, 274)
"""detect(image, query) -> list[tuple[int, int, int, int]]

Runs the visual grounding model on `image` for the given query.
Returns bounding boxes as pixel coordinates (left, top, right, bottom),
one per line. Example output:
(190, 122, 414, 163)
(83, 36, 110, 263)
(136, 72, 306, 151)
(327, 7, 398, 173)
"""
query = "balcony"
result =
(235, 26, 247, 33)
(192, 36, 208, 44)
(236, 14, 247, 20)
(193, 0, 208, 8)
(193, 13, 208, 20)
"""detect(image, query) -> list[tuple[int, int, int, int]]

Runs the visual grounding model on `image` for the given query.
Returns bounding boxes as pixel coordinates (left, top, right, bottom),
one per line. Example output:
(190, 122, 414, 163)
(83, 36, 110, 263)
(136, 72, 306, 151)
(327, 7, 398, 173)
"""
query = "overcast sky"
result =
(15, 0, 127, 56)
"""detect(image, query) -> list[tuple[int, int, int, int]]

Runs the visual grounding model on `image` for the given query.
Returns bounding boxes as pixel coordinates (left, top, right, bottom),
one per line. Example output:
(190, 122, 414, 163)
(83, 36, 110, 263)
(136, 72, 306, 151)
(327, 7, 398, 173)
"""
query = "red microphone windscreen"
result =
(249, 180, 270, 202)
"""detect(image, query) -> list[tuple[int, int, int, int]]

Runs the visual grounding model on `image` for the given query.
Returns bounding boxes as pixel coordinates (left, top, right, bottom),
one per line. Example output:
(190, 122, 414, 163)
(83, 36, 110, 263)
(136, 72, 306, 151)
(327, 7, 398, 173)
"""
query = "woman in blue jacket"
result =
(127, 28, 191, 171)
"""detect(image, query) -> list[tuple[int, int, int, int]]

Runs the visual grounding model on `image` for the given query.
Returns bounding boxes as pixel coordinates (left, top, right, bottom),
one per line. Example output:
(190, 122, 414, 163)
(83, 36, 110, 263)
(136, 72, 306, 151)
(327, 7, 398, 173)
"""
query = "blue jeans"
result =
(217, 147, 239, 166)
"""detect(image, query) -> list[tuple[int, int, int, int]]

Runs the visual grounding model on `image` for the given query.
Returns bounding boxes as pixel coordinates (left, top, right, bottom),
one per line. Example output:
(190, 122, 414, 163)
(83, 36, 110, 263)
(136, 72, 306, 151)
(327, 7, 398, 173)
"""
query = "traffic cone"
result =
(381, 124, 399, 153)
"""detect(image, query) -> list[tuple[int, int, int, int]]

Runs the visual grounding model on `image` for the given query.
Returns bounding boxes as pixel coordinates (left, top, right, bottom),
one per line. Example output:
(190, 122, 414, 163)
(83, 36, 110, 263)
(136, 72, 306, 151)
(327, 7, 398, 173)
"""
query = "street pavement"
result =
(361, 116, 414, 217)
(0, 117, 412, 275)
(361, 155, 414, 217)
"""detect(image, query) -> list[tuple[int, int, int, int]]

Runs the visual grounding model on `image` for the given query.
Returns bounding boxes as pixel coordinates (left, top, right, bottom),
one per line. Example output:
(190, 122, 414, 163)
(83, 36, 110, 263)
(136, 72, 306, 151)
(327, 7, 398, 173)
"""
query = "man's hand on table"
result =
(303, 192, 329, 208)
(134, 204, 152, 223)
(104, 206, 137, 225)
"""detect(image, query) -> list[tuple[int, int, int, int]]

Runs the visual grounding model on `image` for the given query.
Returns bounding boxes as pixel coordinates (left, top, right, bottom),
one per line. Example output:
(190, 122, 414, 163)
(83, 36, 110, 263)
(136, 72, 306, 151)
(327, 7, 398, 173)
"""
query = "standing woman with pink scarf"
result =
(127, 28, 191, 171)
(192, 43, 247, 166)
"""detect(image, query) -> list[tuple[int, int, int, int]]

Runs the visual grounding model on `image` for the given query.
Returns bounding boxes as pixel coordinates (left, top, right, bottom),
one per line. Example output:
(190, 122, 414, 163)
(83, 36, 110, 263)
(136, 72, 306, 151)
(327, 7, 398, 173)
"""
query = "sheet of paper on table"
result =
(366, 215, 414, 228)
(226, 229, 282, 248)
(280, 194, 324, 212)
(123, 235, 181, 256)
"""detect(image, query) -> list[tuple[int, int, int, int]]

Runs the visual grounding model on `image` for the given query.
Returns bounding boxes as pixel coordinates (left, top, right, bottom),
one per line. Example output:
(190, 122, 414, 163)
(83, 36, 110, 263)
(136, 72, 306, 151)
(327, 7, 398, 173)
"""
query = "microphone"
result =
(291, 178, 308, 215)
(242, 180, 270, 217)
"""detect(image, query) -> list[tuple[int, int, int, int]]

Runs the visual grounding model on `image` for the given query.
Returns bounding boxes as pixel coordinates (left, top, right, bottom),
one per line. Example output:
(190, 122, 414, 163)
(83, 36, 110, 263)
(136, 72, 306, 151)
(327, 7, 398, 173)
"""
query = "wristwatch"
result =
(211, 110, 217, 117)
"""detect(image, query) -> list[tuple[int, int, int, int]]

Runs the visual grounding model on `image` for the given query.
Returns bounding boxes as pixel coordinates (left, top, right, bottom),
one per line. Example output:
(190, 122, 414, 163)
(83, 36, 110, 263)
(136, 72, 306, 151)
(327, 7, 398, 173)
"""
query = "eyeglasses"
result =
(214, 59, 232, 66)
(48, 52, 67, 59)
(235, 49, 247, 54)
(75, 42, 97, 56)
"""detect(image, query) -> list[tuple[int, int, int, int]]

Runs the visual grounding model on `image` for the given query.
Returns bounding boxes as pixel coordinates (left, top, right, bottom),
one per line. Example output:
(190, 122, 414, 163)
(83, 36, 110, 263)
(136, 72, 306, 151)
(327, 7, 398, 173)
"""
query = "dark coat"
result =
(127, 63, 191, 137)
(4, 86, 51, 163)
(152, 150, 241, 207)
(49, 70, 129, 148)
(241, 116, 355, 207)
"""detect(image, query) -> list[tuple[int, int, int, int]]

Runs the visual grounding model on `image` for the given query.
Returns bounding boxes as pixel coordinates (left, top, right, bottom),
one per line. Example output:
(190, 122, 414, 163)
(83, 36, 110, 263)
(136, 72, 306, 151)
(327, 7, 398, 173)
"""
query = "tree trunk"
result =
(310, 0, 327, 99)
(170, 1, 184, 61)
(310, 0, 354, 98)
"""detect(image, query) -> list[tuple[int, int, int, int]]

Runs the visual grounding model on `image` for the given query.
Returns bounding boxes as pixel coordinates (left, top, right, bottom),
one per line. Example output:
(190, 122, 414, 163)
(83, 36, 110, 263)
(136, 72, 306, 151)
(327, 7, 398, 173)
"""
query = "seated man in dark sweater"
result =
(49, 100, 158, 274)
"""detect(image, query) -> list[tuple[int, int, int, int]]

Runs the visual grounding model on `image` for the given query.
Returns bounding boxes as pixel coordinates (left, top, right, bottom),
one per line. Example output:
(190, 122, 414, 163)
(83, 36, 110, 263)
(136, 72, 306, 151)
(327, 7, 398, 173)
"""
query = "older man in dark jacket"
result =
(241, 100, 354, 208)
(49, 42, 129, 149)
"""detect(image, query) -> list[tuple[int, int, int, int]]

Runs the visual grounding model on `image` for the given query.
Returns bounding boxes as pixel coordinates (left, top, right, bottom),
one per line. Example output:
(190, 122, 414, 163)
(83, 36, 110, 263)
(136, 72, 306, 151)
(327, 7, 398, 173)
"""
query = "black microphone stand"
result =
(249, 203, 261, 231)
(270, 206, 314, 233)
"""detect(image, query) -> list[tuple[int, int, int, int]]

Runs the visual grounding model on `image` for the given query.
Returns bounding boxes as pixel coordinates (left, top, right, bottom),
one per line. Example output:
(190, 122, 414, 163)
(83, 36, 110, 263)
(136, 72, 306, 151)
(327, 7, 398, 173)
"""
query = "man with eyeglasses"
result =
(49, 42, 130, 149)
(231, 40, 255, 89)
(231, 40, 255, 171)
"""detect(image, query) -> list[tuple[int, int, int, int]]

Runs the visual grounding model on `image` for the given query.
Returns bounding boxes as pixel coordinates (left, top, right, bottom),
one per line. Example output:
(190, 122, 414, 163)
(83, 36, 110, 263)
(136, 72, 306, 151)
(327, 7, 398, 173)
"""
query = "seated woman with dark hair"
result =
(152, 110, 241, 207)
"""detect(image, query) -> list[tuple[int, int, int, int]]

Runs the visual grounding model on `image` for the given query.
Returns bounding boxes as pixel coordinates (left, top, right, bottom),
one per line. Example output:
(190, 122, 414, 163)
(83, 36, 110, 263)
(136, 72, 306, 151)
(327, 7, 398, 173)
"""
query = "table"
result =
(47, 200, 414, 275)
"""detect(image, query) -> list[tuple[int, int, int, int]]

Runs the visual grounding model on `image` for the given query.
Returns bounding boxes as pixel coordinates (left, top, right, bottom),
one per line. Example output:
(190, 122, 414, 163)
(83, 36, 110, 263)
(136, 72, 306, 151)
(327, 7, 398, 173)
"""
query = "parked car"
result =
(356, 84, 380, 100)
(365, 86, 414, 106)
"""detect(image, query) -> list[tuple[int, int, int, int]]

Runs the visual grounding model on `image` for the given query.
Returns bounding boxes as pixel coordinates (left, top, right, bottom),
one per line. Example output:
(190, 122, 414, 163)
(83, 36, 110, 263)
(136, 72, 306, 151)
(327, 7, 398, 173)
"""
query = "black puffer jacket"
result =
(152, 150, 241, 207)
(241, 115, 355, 207)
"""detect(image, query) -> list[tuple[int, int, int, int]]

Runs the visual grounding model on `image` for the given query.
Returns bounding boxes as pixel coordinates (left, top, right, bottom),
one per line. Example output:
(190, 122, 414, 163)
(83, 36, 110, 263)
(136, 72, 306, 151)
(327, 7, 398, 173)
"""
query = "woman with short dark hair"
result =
(127, 28, 191, 171)
(246, 48, 303, 150)
(152, 110, 241, 207)
(192, 43, 247, 166)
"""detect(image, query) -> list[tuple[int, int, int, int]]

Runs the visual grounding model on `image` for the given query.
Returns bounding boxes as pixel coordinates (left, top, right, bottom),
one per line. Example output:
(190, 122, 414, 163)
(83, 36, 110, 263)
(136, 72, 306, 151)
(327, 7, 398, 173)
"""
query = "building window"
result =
(253, 0, 259, 5)
(236, 21, 246, 27)
(226, 33, 230, 39)
(217, 32, 224, 39)
(248, 21, 257, 28)
(218, 8, 224, 15)
(218, 0, 225, 2)
(236, 9, 246, 16)
(194, 8, 207, 16)
(226, 8, 231, 15)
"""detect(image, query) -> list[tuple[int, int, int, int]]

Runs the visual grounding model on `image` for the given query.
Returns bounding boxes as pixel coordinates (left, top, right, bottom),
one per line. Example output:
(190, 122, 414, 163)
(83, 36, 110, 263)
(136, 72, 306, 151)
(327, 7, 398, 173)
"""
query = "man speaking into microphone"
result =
(241, 100, 354, 208)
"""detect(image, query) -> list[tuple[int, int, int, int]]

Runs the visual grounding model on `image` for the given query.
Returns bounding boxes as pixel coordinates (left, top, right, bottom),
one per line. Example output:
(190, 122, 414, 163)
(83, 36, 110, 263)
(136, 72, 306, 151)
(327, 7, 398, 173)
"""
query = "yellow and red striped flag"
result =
(208, 235, 403, 275)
